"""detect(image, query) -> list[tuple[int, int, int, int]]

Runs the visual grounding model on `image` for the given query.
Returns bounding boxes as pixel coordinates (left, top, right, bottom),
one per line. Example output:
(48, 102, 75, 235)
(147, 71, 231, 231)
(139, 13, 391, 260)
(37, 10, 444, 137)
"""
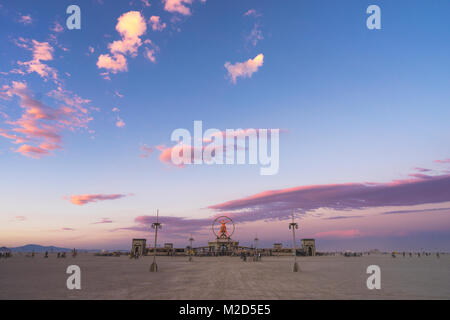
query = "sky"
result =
(1, 0, 450, 251)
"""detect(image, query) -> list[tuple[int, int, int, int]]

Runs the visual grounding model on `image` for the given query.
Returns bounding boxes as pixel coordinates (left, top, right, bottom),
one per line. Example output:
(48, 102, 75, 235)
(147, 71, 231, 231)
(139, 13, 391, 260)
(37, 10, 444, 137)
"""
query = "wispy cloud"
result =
(435, 158, 450, 164)
(139, 144, 154, 158)
(50, 21, 64, 33)
(149, 16, 166, 31)
(382, 207, 450, 215)
(92, 218, 114, 224)
(323, 215, 365, 220)
(144, 47, 157, 63)
(225, 54, 264, 84)
(67, 193, 130, 206)
(209, 173, 450, 222)
(246, 23, 264, 47)
(18, 15, 33, 25)
(15, 39, 58, 81)
(113, 91, 124, 98)
(0, 81, 92, 158)
(116, 116, 126, 128)
(244, 9, 262, 18)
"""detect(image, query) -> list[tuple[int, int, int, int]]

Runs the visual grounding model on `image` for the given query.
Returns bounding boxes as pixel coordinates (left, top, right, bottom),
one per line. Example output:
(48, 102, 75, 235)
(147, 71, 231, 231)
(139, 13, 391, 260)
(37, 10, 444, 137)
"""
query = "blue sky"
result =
(1, 0, 450, 251)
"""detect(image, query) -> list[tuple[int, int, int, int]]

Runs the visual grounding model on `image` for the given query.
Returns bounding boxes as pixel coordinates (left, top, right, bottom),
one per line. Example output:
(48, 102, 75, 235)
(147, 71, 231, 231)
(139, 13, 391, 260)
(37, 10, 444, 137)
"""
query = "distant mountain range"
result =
(1, 244, 98, 253)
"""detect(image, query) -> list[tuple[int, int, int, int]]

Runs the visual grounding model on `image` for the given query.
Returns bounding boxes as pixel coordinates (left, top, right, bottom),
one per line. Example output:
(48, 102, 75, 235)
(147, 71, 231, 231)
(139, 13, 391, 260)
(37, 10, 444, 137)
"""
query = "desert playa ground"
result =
(0, 253, 449, 299)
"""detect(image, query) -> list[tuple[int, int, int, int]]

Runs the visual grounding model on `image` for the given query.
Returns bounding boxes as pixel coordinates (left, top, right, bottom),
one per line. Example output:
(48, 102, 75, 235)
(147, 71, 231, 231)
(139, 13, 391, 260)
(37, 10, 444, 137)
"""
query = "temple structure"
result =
(301, 239, 316, 256)
(131, 217, 316, 256)
(131, 239, 146, 256)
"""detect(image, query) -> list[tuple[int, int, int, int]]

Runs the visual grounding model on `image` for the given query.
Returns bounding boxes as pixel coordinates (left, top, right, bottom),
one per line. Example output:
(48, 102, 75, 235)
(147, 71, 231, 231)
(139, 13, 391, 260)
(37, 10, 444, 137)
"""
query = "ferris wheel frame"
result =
(211, 216, 235, 238)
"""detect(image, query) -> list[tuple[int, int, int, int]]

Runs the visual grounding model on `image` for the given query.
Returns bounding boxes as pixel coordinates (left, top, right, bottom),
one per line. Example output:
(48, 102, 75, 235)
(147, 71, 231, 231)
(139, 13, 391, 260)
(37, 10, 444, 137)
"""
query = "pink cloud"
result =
(247, 23, 263, 46)
(97, 53, 127, 73)
(158, 145, 180, 165)
(156, 144, 203, 168)
(51, 21, 64, 33)
(408, 173, 435, 180)
(15, 39, 58, 81)
(0, 129, 28, 144)
(244, 9, 261, 18)
(154, 128, 282, 167)
(68, 194, 129, 206)
(139, 144, 154, 158)
(435, 158, 450, 164)
(144, 47, 157, 63)
(97, 11, 147, 74)
(149, 16, 166, 31)
(19, 15, 33, 25)
(225, 54, 264, 84)
(0, 81, 92, 158)
(163, 0, 193, 16)
(209, 173, 450, 223)
(116, 116, 126, 128)
(15, 145, 50, 158)
(92, 218, 114, 224)
(114, 91, 124, 98)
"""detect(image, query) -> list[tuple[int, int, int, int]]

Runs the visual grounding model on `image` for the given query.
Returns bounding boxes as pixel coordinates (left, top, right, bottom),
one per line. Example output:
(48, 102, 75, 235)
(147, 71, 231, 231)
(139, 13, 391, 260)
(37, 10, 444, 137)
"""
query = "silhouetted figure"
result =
(44, 251, 48, 258)
(242, 252, 247, 262)
(57, 253, 60, 258)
